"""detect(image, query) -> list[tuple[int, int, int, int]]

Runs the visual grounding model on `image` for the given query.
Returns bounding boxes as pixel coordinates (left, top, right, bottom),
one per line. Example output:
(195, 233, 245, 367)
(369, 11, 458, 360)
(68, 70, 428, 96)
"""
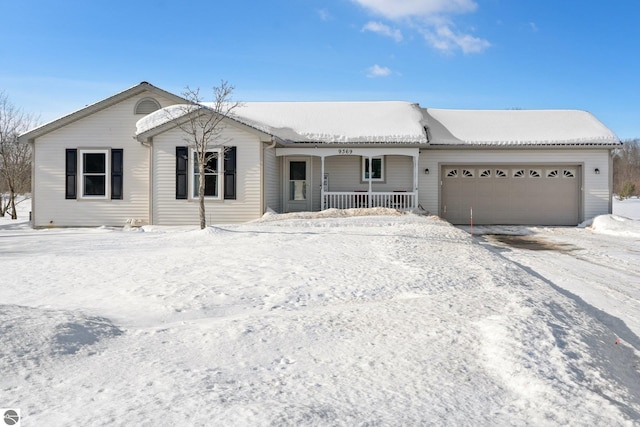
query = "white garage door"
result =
(441, 165, 581, 225)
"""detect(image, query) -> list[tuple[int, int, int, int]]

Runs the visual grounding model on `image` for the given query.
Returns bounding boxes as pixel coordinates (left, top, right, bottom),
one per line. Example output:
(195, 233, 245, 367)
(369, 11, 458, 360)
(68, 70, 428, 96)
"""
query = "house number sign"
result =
(337, 149, 353, 155)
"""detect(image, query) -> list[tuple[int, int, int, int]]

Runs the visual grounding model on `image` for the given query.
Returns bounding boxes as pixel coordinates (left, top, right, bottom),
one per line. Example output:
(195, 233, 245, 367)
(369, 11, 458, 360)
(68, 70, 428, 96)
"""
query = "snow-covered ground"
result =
(613, 196, 640, 220)
(1, 198, 639, 426)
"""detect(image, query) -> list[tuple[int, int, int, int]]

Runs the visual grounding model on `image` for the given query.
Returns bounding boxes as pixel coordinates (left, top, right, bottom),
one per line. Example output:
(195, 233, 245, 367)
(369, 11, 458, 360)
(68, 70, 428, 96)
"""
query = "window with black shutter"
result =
(111, 149, 123, 200)
(176, 146, 188, 199)
(65, 149, 77, 199)
(224, 146, 237, 200)
(66, 148, 125, 200)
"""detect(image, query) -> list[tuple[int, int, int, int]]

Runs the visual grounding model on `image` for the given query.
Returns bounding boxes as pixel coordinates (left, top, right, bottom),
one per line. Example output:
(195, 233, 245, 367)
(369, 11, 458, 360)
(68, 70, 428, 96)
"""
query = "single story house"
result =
(19, 82, 621, 227)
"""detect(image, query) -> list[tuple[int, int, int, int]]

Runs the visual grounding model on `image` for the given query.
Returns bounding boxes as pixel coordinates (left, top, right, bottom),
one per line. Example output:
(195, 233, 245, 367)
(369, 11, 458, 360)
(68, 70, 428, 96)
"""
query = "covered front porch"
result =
(323, 190, 416, 210)
(276, 146, 420, 212)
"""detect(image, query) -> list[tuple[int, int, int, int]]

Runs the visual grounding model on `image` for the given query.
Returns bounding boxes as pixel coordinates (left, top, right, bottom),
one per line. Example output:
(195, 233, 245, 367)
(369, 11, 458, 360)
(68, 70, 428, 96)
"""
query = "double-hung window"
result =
(176, 146, 236, 200)
(362, 156, 384, 181)
(191, 149, 222, 198)
(81, 150, 107, 197)
(81, 150, 108, 198)
(65, 148, 123, 200)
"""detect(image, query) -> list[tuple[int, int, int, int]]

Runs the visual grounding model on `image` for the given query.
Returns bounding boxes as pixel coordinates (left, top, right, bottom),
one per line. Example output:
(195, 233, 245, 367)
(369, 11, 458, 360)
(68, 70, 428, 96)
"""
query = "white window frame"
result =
(362, 156, 384, 181)
(189, 148, 222, 199)
(79, 149, 109, 199)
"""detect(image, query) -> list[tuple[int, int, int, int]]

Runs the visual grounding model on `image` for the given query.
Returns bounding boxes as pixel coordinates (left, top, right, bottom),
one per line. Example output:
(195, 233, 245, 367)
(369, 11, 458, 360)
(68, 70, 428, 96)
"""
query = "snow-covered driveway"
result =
(478, 223, 640, 342)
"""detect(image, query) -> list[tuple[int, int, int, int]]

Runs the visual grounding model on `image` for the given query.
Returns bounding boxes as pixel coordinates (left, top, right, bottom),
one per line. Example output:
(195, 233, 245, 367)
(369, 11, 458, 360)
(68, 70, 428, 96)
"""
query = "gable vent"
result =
(135, 97, 161, 114)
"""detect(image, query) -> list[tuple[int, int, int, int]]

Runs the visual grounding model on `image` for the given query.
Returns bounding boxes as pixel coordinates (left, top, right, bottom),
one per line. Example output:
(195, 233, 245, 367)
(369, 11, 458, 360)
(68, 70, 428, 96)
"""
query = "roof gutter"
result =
(427, 141, 623, 150)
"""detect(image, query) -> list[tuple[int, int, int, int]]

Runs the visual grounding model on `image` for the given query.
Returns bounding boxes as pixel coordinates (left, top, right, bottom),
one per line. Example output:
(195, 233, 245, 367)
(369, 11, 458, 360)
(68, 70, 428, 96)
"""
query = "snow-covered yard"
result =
(1, 199, 639, 426)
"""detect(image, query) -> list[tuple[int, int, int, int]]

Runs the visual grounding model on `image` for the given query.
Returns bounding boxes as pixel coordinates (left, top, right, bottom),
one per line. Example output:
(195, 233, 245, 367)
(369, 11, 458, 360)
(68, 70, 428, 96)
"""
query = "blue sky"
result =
(1, 0, 638, 139)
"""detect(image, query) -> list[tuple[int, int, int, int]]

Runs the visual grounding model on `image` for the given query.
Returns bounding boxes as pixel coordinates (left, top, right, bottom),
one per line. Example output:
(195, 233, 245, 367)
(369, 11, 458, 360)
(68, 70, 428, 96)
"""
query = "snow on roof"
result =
(135, 104, 199, 135)
(214, 101, 428, 144)
(136, 101, 620, 147)
(137, 101, 428, 143)
(424, 108, 620, 146)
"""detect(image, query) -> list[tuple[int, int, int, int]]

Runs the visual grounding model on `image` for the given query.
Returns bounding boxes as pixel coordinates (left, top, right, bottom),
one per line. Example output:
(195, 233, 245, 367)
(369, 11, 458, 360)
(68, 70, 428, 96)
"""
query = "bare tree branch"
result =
(0, 91, 38, 219)
(164, 81, 241, 228)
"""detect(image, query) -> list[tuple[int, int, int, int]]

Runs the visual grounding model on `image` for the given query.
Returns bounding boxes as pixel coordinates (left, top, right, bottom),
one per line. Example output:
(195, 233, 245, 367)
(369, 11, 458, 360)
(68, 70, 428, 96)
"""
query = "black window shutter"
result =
(65, 149, 77, 199)
(111, 149, 123, 200)
(176, 146, 188, 199)
(224, 146, 237, 200)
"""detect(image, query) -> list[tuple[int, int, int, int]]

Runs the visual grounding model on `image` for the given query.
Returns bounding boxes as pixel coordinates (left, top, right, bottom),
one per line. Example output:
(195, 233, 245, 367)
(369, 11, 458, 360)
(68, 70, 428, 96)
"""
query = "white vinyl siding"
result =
(31, 92, 178, 227)
(383, 155, 413, 190)
(263, 145, 280, 212)
(152, 125, 263, 225)
(418, 149, 612, 222)
(321, 155, 413, 193)
(320, 156, 356, 193)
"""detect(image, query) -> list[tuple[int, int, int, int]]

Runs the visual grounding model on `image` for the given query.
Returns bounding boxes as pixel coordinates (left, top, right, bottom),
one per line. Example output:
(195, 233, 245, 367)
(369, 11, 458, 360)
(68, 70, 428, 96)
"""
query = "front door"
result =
(286, 158, 311, 212)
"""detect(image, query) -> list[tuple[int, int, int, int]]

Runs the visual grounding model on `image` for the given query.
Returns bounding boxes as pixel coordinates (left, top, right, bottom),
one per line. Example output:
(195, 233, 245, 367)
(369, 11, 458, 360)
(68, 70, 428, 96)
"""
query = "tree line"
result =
(614, 139, 640, 199)
(0, 91, 36, 219)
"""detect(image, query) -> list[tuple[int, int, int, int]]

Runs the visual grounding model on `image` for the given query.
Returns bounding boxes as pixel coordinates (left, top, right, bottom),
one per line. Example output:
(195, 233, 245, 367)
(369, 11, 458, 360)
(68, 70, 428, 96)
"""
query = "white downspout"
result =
(265, 137, 277, 214)
(29, 140, 36, 227)
(138, 136, 153, 225)
(413, 154, 419, 209)
(148, 138, 153, 224)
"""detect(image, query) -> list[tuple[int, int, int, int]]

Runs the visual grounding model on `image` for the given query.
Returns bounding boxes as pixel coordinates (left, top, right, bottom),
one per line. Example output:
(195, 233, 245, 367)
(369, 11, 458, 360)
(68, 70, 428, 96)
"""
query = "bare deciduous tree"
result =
(0, 91, 37, 219)
(166, 81, 241, 229)
(613, 138, 640, 199)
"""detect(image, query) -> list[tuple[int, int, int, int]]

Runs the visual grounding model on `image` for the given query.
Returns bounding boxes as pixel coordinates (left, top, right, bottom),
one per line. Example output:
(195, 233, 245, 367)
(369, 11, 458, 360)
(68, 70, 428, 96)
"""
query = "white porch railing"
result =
(323, 191, 417, 210)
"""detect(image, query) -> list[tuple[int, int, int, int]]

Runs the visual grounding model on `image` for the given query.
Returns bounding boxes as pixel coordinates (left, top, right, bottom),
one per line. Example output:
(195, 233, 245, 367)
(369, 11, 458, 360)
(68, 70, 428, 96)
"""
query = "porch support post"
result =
(321, 155, 325, 210)
(413, 154, 419, 209)
(367, 155, 373, 208)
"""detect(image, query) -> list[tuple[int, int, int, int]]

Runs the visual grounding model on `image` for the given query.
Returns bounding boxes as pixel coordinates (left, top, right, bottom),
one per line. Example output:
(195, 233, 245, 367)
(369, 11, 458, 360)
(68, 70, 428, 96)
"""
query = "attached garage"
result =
(440, 164, 581, 225)
(419, 108, 622, 226)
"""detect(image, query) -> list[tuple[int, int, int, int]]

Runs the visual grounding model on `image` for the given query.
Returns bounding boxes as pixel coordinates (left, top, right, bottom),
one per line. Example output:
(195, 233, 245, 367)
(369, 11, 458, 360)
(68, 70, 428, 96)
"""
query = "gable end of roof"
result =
(19, 82, 186, 143)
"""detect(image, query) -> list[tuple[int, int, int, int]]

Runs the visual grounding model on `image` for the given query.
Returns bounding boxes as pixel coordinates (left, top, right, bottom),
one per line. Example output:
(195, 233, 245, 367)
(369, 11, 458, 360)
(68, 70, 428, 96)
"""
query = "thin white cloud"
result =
(529, 22, 539, 32)
(367, 64, 392, 78)
(351, 0, 490, 54)
(317, 9, 332, 21)
(362, 21, 403, 42)
(352, 0, 477, 19)
(422, 23, 491, 54)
